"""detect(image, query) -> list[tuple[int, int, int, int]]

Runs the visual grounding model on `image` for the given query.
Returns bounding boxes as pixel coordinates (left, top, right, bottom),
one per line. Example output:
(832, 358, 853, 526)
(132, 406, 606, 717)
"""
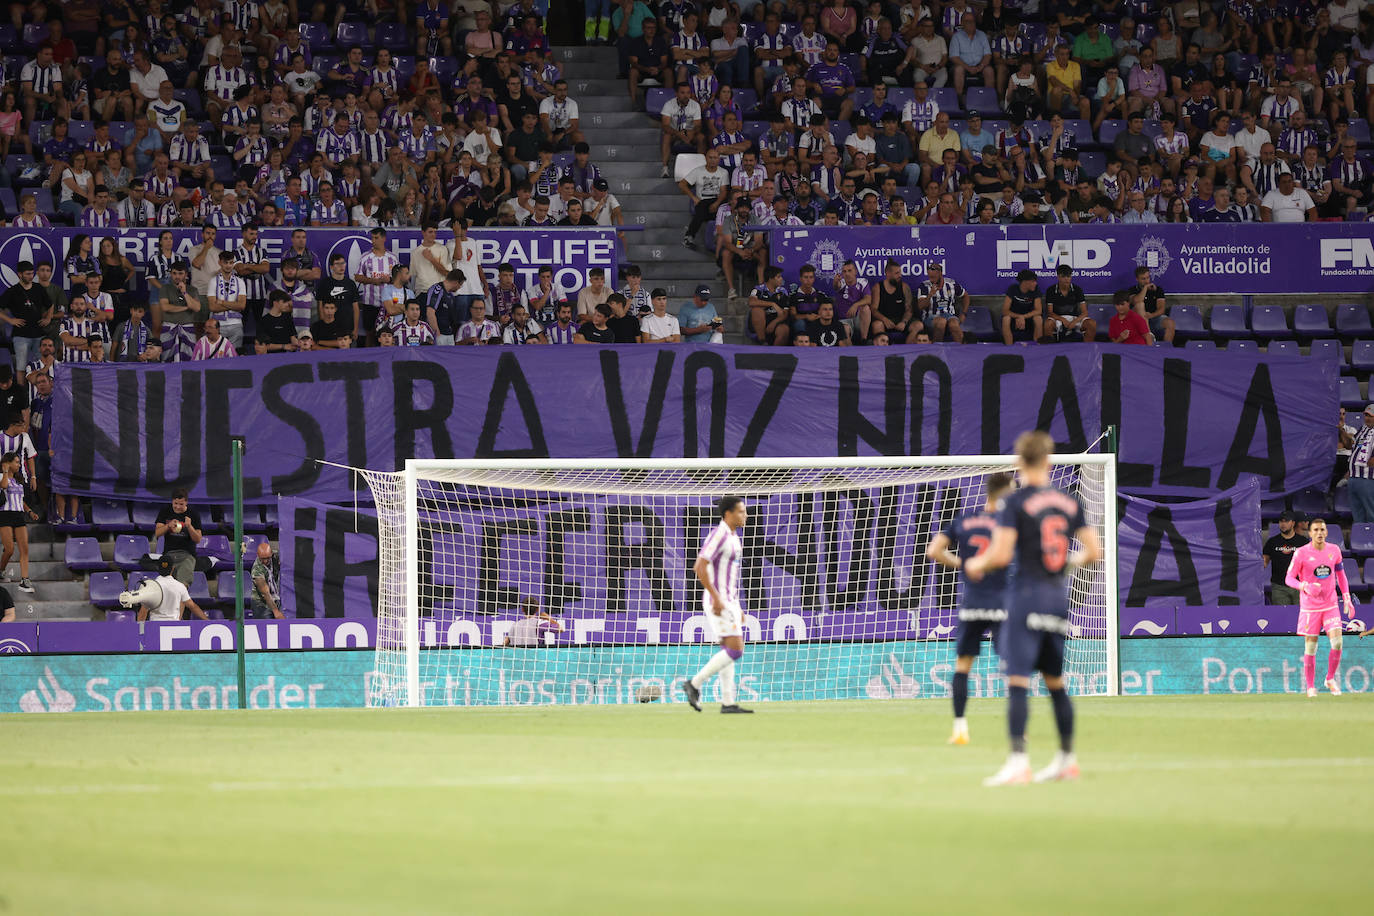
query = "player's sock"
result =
(1008, 685, 1029, 754)
(1302, 653, 1316, 691)
(1327, 649, 1342, 683)
(1048, 687, 1074, 753)
(718, 661, 737, 705)
(952, 671, 969, 719)
(691, 651, 732, 690)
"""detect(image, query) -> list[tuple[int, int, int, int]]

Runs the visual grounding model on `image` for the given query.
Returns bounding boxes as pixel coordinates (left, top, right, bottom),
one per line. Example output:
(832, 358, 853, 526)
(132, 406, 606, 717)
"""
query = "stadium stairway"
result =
(558, 46, 745, 340)
(10, 522, 94, 620)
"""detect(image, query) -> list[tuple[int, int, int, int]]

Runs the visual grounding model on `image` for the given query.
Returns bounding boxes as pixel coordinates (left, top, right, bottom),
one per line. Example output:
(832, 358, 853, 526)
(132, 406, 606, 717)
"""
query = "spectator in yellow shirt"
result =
(1045, 45, 1090, 120)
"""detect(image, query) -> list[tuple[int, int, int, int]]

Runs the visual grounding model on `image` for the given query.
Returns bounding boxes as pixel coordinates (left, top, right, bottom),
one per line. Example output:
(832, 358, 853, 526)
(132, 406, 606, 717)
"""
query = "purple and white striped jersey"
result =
(358, 250, 400, 307)
(545, 320, 578, 344)
(698, 520, 742, 608)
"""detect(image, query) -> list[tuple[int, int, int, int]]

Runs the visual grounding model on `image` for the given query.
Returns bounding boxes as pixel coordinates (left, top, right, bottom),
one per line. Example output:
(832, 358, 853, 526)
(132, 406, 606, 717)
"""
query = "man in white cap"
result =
(1347, 403, 1374, 524)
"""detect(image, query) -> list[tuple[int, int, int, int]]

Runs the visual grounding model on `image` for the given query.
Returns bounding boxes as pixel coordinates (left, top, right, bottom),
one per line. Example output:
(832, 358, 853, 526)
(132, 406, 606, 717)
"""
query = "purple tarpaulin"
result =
(52, 346, 1336, 505)
(1121, 605, 1304, 636)
(1118, 480, 1265, 607)
(768, 224, 1374, 295)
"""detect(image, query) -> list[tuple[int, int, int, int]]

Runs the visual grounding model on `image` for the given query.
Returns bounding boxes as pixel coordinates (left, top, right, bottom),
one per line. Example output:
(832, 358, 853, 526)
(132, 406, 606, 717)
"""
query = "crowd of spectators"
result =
(653, 0, 1374, 249)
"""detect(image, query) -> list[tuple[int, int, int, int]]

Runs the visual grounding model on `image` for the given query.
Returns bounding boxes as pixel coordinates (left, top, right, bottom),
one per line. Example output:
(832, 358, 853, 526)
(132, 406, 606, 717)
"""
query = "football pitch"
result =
(1, 695, 1370, 915)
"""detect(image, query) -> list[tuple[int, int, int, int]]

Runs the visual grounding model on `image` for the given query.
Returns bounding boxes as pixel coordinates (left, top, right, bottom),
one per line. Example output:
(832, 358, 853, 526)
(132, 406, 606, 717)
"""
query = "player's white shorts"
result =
(704, 600, 743, 640)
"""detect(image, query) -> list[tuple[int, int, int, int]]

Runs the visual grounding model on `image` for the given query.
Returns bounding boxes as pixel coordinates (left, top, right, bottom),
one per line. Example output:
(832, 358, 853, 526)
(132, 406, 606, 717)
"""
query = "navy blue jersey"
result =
(998, 484, 1086, 599)
(943, 510, 1007, 609)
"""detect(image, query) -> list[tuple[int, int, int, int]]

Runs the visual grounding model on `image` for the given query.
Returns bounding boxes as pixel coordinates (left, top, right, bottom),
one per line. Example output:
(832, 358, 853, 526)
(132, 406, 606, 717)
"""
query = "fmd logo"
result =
(0, 234, 60, 286)
(996, 239, 1111, 270)
(1320, 238, 1374, 270)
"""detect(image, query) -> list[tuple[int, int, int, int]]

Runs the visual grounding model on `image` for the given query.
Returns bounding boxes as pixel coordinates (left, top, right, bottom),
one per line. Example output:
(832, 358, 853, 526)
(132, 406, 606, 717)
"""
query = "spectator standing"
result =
(154, 489, 202, 586)
(1, 262, 52, 372)
(356, 228, 400, 340)
(0, 450, 33, 593)
(250, 542, 284, 619)
(208, 252, 247, 349)
(1264, 511, 1310, 606)
(28, 374, 52, 524)
(1348, 405, 1374, 524)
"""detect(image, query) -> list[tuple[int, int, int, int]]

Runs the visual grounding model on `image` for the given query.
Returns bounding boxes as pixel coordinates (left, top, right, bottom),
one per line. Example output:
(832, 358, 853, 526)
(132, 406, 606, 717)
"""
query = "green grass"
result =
(1, 696, 1370, 914)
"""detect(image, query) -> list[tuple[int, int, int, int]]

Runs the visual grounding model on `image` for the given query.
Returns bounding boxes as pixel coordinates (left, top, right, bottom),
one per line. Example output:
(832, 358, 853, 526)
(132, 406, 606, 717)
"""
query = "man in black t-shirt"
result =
(805, 301, 851, 347)
(575, 303, 616, 343)
(1128, 265, 1174, 344)
(0, 365, 30, 425)
(1, 261, 54, 373)
(1263, 510, 1309, 605)
(154, 488, 203, 586)
(605, 293, 641, 343)
(1042, 264, 1095, 342)
(1001, 269, 1043, 344)
(254, 291, 301, 353)
(315, 254, 361, 340)
(310, 300, 353, 349)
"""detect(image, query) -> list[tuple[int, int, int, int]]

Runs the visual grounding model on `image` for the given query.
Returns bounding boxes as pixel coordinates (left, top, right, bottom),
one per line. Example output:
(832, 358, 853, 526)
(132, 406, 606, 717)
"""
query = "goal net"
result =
(361, 457, 1117, 708)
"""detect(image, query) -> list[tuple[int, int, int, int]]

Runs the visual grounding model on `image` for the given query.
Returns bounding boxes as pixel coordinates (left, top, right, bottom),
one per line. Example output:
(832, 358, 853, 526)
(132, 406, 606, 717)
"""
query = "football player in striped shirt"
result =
(681, 496, 754, 714)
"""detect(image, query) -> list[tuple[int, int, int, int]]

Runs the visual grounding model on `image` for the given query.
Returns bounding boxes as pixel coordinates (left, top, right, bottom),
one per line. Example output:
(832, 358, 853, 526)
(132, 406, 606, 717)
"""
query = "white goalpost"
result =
(359, 455, 1118, 708)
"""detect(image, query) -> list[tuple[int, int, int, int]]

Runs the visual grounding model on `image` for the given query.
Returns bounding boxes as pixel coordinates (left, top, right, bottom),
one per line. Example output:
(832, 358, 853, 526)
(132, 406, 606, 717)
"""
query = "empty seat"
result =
(113, 535, 149, 572)
(1171, 305, 1206, 339)
(963, 85, 1003, 114)
(1292, 489, 1328, 518)
(1208, 304, 1248, 338)
(1077, 151, 1105, 177)
(1309, 339, 1346, 367)
(64, 536, 106, 572)
(1250, 305, 1289, 338)
(377, 23, 409, 50)
(1086, 303, 1114, 332)
(1266, 339, 1301, 358)
(1336, 303, 1374, 339)
(930, 87, 960, 114)
(1342, 557, 1362, 588)
(20, 22, 48, 49)
(1350, 523, 1374, 555)
(1340, 375, 1364, 407)
(1335, 486, 1351, 516)
(243, 506, 270, 532)
(1227, 339, 1258, 353)
(1328, 524, 1346, 550)
(1186, 339, 1217, 350)
(92, 500, 132, 533)
(88, 571, 125, 609)
(1354, 341, 1374, 372)
(131, 503, 160, 529)
(1294, 304, 1334, 338)
(105, 609, 136, 623)
(962, 306, 995, 340)
(198, 534, 234, 564)
(215, 570, 246, 604)
(300, 21, 332, 50)
(189, 571, 212, 604)
(126, 570, 153, 594)
(336, 21, 367, 46)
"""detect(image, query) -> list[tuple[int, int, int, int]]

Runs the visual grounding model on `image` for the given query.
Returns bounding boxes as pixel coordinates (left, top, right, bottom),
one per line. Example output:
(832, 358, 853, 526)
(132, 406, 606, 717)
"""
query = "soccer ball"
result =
(635, 684, 664, 704)
(167, 520, 184, 535)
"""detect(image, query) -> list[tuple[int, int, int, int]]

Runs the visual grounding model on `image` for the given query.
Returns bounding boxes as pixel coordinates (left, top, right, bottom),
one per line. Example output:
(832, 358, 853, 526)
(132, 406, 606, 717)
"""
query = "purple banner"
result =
(1122, 604, 1302, 637)
(0, 227, 618, 298)
(1118, 480, 1265, 607)
(52, 346, 1335, 505)
(769, 224, 1374, 295)
(278, 496, 378, 620)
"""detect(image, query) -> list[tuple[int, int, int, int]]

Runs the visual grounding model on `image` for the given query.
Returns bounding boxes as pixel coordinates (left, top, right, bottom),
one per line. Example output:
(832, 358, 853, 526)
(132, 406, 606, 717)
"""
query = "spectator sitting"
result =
(678, 284, 720, 342)
(1001, 268, 1043, 344)
(604, 293, 642, 343)
(154, 488, 203, 586)
(1128, 265, 1174, 343)
(1042, 264, 1097, 342)
(310, 300, 354, 350)
(574, 302, 616, 343)
(1109, 290, 1152, 345)
(500, 303, 545, 345)
(748, 267, 791, 345)
(806, 300, 852, 347)
(191, 318, 238, 360)
(639, 288, 682, 343)
(457, 300, 501, 345)
(395, 300, 438, 346)
(575, 267, 612, 321)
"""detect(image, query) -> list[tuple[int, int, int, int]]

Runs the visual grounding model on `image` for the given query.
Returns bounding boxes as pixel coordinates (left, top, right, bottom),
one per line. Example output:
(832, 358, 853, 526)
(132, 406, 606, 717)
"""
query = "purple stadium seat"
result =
(394, 55, 415, 83)
(243, 506, 269, 532)
(1227, 339, 1258, 353)
(0, 188, 16, 214)
(428, 55, 457, 85)
(113, 535, 149, 572)
(735, 89, 759, 112)
(1077, 151, 1105, 177)
(198, 534, 234, 565)
(64, 536, 106, 572)
(962, 306, 995, 340)
(131, 503, 161, 529)
(1340, 375, 1364, 407)
(1266, 339, 1301, 358)
(1294, 304, 1334, 338)
(1292, 489, 1328, 518)
(1352, 341, 1374, 372)
(261, 504, 279, 532)
(0, 24, 17, 52)
(300, 21, 332, 50)
(92, 500, 132, 533)
(173, 88, 203, 117)
(1336, 304, 1374, 339)
(1363, 559, 1374, 587)
(1171, 305, 1206, 339)
(930, 87, 960, 114)
(127, 570, 153, 594)
(964, 85, 1002, 115)
(53, 505, 92, 535)
(1249, 305, 1289, 338)
(189, 572, 212, 604)
(1347, 119, 1371, 143)
(215, 570, 246, 605)
(89, 572, 125, 609)
(1342, 557, 1361, 587)
(66, 120, 94, 145)
(241, 533, 269, 557)
(1328, 524, 1346, 550)
(336, 21, 368, 46)
(1336, 486, 1351, 516)
(1096, 120, 1125, 146)
(20, 22, 48, 50)
(377, 22, 409, 51)
(1208, 304, 1248, 338)
(1186, 339, 1216, 350)
(644, 87, 672, 113)
(1350, 523, 1374, 555)
(105, 609, 136, 622)
(1308, 338, 1345, 366)
(1085, 303, 1113, 331)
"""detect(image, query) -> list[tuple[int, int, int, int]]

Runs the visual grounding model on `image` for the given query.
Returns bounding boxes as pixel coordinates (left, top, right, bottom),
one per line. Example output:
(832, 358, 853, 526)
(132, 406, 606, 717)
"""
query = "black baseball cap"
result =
(694, 283, 712, 297)
(1278, 509, 1301, 522)
(593, 177, 609, 191)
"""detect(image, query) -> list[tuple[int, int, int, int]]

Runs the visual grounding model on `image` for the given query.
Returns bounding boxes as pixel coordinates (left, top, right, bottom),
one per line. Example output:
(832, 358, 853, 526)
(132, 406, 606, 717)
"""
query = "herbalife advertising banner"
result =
(0, 227, 618, 294)
(768, 224, 1374, 295)
(3, 638, 1372, 711)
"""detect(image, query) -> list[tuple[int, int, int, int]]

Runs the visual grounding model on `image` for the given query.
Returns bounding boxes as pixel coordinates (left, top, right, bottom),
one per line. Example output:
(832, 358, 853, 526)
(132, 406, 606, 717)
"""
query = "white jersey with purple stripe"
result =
(698, 520, 742, 610)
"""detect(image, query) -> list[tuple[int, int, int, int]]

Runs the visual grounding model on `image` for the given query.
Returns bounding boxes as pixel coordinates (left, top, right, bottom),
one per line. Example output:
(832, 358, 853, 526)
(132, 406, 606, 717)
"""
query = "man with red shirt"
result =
(1108, 291, 1151, 344)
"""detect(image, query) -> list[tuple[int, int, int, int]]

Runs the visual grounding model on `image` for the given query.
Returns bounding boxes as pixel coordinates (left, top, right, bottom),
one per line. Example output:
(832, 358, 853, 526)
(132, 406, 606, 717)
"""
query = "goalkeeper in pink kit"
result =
(1284, 518, 1355, 697)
